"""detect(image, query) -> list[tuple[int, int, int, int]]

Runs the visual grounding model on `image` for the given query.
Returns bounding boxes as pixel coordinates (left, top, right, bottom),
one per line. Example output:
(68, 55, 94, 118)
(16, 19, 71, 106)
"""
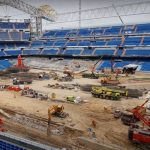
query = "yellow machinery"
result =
(100, 76, 120, 86)
(48, 105, 66, 125)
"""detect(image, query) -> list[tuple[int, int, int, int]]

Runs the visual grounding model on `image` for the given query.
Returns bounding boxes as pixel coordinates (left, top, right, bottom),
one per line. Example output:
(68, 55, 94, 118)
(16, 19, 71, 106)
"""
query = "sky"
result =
(0, 0, 150, 30)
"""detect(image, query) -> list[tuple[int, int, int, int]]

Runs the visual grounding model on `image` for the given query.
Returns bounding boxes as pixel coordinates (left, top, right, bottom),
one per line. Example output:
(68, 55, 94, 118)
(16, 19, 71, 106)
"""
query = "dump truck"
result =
(91, 86, 121, 100)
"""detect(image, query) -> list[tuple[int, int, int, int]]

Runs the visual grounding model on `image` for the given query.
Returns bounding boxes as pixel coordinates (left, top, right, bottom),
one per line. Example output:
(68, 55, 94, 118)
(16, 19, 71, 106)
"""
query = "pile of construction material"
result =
(47, 83, 80, 90)
(21, 88, 49, 100)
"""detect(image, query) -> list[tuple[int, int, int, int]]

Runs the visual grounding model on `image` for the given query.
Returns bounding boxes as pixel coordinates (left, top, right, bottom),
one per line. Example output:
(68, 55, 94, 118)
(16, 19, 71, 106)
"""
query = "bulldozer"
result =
(48, 105, 68, 125)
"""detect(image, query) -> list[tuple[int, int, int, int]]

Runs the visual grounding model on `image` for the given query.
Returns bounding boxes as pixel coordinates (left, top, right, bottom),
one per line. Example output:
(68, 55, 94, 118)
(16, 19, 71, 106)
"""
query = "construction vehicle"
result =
(91, 86, 128, 100)
(48, 105, 68, 125)
(121, 103, 147, 125)
(91, 86, 121, 100)
(21, 88, 48, 100)
(13, 78, 32, 85)
(127, 100, 150, 147)
(8, 55, 29, 73)
(100, 76, 120, 86)
(66, 96, 76, 102)
(0, 118, 6, 132)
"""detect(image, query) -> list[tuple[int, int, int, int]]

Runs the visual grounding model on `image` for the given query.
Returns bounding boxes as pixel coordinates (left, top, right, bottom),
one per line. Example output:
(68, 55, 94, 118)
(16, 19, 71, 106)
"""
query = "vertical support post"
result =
(79, 0, 81, 28)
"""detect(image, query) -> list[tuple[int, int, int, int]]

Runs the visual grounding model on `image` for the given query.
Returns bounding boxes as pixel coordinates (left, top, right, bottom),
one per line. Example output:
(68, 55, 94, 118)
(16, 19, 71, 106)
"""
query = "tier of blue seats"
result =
(5, 50, 21, 56)
(0, 22, 29, 29)
(0, 32, 9, 40)
(94, 49, 114, 55)
(0, 60, 12, 70)
(0, 51, 6, 56)
(96, 60, 150, 72)
(42, 23, 150, 38)
(41, 49, 58, 55)
(125, 49, 150, 56)
(0, 32, 30, 41)
(0, 140, 26, 150)
(63, 49, 81, 55)
(140, 62, 150, 71)
(81, 48, 93, 55)
(123, 37, 142, 46)
(23, 50, 40, 55)
(2, 48, 150, 57)
(142, 36, 150, 45)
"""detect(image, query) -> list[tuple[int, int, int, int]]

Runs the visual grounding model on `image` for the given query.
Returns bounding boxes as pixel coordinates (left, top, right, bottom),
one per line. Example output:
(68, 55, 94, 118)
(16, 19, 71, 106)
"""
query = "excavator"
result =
(48, 105, 68, 125)
(128, 100, 150, 147)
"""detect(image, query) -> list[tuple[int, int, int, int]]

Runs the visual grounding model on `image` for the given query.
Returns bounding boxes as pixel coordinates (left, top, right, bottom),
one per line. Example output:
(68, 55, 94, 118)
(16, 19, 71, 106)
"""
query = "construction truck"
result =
(13, 78, 32, 85)
(127, 100, 150, 147)
(91, 86, 121, 100)
(48, 105, 68, 125)
(100, 76, 120, 86)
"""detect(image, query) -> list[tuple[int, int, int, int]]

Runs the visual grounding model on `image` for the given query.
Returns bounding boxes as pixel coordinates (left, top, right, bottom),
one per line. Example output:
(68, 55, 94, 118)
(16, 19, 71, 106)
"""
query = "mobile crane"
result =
(128, 100, 150, 147)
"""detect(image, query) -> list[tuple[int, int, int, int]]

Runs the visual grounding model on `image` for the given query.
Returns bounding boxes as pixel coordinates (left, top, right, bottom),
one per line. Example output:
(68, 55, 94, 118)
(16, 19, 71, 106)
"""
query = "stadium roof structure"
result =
(0, 0, 150, 30)
(0, 0, 56, 34)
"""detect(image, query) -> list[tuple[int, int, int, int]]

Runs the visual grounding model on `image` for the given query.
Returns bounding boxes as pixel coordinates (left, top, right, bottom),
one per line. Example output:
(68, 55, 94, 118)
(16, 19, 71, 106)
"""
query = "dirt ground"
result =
(0, 69, 150, 150)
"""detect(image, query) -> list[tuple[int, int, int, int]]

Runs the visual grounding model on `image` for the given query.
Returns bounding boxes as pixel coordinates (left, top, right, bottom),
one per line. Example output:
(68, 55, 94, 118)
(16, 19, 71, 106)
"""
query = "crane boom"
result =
(131, 100, 150, 127)
(0, 0, 55, 21)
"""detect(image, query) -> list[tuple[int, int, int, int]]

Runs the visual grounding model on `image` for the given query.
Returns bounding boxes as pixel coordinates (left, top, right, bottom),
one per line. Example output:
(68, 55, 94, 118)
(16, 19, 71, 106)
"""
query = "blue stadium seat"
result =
(0, 51, 6, 56)
(104, 26, 121, 35)
(123, 37, 141, 46)
(141, 62, 150, 71)
(0, 32, 9, 40)
(5, 50, 21, 56)
(78, 28, 92, 36)
(136, 23, 150, 33)
(114, 61, 131, 68)
(63, 49, 81, 55)
(42, 30, 57, 38)
(66, 40, 78, 46)
(91, 28, 103, 35)
(81, 48, 93, 55)
(78, 41, 91, 46)
(55, 30, 68, 37)
(10, 32, 21, 41)
(142, 36, 150, 45)
(23, 50, 40, 55)
(96, 61, 111, 70)
(107, 40, 121, 46)
(115, 49, 123, 56)
(125, 49, 150, 56)
(0, 140, 26, 150)
(54, 40, 67, 46)
(91, 40, 106, 46)
(31, 41, 43, 47)
(15, 23, 29, 29)
(41, 49, 58, 55)
(0, 43, 6, 49)
(22, 32, 30, 40)
(43, 40, 54, 47)
(94, 49, 114, 56)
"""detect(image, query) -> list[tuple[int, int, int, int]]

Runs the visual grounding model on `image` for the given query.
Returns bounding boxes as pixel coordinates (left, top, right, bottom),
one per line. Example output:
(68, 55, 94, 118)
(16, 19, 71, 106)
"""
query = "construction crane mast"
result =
(0, 0, 56, 35)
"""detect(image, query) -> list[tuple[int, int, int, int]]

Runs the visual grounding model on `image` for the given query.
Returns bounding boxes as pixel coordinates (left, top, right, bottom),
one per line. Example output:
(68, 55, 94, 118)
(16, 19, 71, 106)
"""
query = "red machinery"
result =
(0, 118, 6, 132)
(8, 55, 29, 73)
(128, 100, 150, 145)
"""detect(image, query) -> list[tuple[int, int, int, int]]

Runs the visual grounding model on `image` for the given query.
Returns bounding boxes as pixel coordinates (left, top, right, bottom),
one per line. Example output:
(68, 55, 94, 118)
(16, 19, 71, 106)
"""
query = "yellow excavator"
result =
(48, 105, 68, 125)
